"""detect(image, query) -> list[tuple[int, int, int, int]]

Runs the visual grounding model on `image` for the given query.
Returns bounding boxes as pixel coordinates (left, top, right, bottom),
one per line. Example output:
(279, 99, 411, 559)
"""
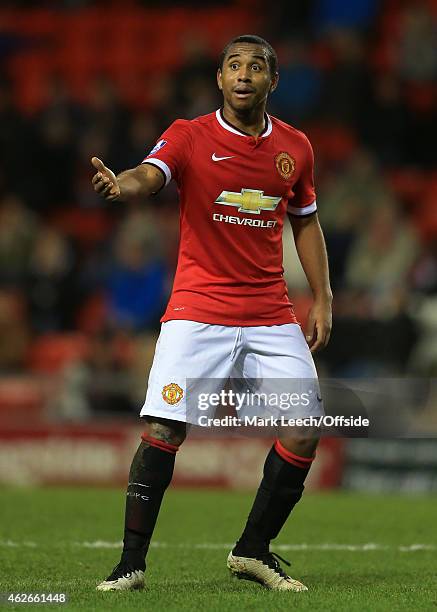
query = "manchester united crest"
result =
(162, 382, 184, 405)
(275, 152, 295, 180)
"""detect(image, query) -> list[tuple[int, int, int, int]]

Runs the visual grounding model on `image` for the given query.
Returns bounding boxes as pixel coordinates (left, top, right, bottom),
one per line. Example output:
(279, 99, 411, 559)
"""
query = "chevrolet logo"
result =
(215, 189, 282, 215)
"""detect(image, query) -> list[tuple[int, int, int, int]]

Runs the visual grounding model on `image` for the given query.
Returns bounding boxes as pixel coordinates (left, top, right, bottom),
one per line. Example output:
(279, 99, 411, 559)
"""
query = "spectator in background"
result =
(361, 74, 408, 166)
(394, 5, 436, 168)
(0, 194, 38, 285)
(411, 242, 437, 296)
(345, 197, 419, 317)
(33, 76, 86, 211)
(26, 225, 79, 332)
(398, 5, 437, 83)
(270, 39, 322, 122)
(311, 0, 379, 32)
(38, 75, 84, 135)
(52, 328, 138, 420)
(105, 209, 169, 331)
(146, 74, 181, 134)
(83, 76, 131, 170)
(0, 79, 39, 206)
(84, 329, 137, 415)
(319, 150, 391, 226)
(123, 114, 160, 171)
(0, 290, 29, 372)
(265, 1, 313, 40)
(319, 28, 371, 127)
(318, 150, 391, 288)
(170, 35, 220, 119)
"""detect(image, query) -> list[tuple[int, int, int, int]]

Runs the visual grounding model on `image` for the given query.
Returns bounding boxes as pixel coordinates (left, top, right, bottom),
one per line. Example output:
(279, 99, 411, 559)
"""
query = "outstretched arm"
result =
(91, 157, 164, 202)
(288, 212, 333, 353)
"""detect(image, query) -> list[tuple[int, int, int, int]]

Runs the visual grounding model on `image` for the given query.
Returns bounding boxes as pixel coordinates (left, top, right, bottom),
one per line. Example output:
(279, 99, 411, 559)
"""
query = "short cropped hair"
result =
(219, 35, 278, 76)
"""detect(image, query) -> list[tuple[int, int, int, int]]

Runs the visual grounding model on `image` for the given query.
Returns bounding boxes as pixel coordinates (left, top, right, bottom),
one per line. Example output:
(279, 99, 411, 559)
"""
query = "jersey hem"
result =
(160, 313, 299, 327)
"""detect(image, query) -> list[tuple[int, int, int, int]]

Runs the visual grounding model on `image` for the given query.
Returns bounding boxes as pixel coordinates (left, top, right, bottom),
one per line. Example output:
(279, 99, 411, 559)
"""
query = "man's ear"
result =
(217, 68, 223, 91)
(270, 72, 279, 93)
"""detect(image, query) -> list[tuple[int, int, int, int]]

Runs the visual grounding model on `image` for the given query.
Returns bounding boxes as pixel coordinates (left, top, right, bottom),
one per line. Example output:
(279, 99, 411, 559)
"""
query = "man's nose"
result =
(237, 67, 251, 81)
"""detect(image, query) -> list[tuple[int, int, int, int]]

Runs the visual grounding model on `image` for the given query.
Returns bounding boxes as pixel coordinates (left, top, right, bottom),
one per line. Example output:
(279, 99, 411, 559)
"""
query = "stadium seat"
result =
(4, 5, 261, 112)
(50, 207, 113, 248)
(0, 376, 45, 425)
(385, 168, 428, 209)
(306, 124, 357, 163)
(76, 293, 108, 335)
(27, 333, 90, 374)
(405, 83, 435, 113)
(14, 9, 60, 36)
(8, 52, 53, 113)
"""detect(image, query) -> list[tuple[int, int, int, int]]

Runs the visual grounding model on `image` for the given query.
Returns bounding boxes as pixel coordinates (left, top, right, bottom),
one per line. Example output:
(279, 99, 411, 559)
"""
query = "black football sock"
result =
(120, 434, 179, 569)
(234, 440, 315, 556)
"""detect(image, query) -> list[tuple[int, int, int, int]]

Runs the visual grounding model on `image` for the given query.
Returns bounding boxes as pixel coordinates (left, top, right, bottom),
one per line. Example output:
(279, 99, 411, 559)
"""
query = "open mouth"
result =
(233, 87, 255, 99)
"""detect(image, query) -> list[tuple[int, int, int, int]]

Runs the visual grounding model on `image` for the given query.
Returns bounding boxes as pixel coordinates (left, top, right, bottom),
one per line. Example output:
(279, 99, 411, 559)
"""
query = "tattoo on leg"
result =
(144, 417, 187, 447)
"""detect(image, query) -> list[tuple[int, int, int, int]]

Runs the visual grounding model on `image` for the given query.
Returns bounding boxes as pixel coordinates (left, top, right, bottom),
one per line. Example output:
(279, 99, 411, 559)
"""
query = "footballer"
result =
(91, 35, 332, 592)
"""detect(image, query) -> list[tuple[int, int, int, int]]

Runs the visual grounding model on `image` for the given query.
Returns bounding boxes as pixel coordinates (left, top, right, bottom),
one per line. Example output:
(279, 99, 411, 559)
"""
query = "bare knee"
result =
(143, 417, 187, 447)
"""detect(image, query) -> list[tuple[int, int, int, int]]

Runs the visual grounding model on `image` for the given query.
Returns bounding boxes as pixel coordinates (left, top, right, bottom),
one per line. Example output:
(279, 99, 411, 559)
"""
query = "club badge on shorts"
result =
(275, 152, 295, 180)
(162, 383, 184, 405)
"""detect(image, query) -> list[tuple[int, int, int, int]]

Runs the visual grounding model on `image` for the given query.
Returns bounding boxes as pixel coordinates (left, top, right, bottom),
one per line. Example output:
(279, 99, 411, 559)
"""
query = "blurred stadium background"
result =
(0, 0, 436, 494)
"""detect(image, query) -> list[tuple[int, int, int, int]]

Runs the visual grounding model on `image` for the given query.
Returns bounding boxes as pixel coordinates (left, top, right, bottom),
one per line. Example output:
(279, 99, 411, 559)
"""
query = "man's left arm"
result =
(288, 212, 333, 353)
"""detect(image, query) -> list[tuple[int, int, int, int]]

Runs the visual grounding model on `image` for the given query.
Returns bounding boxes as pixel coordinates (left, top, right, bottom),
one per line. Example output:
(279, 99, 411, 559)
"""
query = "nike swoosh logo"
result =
(212, 153, 235, 162)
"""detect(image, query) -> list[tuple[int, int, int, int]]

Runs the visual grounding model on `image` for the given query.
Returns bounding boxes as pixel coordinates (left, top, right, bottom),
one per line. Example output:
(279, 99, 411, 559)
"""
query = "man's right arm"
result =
(91, 157, 164, 202)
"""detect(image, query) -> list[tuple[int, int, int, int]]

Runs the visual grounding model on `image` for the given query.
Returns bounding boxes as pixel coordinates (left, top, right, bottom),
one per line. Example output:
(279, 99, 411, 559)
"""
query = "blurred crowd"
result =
(0, 0, 436, 421)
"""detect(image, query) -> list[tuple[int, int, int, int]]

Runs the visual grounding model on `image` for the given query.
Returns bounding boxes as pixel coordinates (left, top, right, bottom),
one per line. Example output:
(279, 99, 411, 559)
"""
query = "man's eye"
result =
(252, 64, 261, 71)
(230, 63, 239, 70)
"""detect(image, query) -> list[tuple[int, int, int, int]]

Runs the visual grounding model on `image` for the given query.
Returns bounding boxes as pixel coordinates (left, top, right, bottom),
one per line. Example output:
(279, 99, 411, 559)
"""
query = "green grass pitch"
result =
(0, 488, 436, 611)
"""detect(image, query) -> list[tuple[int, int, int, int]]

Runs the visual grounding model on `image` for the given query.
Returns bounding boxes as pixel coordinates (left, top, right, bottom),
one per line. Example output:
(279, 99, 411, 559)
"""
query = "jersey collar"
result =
(216, 108, 272, 138)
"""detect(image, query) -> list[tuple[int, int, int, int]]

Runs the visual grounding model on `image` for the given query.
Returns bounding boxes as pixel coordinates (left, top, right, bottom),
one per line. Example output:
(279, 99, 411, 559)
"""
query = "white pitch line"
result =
(77, 540, 122, 549)
(0, 540, 37, 547)
(75, 541, 437, 552)
(1, 540, 435, 552)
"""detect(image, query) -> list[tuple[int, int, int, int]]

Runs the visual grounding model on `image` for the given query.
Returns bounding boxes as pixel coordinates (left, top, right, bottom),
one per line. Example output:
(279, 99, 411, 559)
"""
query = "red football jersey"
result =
(142, 109, 316, 326)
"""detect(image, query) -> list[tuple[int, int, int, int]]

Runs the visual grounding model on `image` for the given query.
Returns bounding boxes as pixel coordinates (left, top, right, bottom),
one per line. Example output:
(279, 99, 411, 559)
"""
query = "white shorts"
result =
(140, 320, 322, 425)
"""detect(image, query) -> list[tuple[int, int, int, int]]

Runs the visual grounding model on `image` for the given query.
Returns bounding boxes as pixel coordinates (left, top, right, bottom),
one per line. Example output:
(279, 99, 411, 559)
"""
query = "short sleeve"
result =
(287, 135, 317, 217)
(141, 119, 193, 187)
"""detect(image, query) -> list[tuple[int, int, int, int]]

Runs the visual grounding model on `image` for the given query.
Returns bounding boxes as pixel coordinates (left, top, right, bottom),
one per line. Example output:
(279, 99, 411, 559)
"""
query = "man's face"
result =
(217, 43, 278, 113)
